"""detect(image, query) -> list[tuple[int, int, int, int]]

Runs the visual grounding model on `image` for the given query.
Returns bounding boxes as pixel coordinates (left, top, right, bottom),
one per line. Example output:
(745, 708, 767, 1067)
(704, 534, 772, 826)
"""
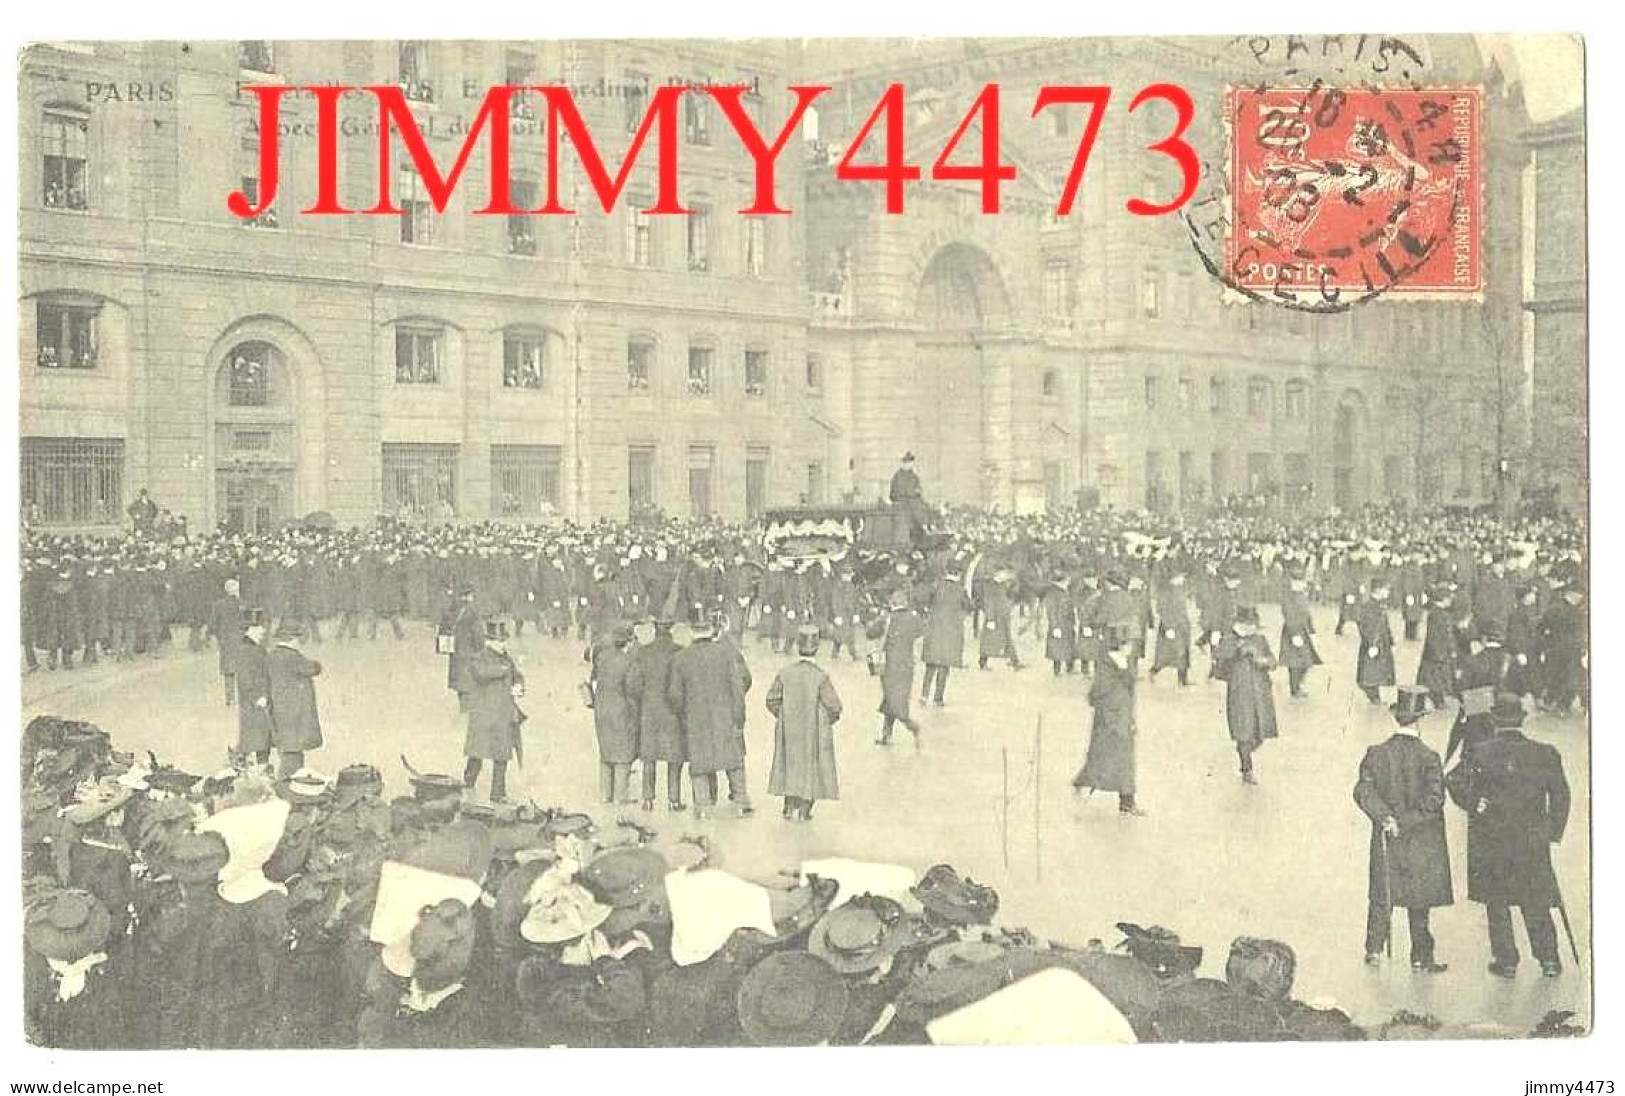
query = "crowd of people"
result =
(20, 484, 1590, 1045)
(22, 714, 1584, 1048)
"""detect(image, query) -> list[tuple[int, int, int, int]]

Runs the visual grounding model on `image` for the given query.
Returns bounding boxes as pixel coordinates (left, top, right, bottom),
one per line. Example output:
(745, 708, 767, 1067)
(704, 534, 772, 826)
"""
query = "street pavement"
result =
(22, 601, 1591, 1034)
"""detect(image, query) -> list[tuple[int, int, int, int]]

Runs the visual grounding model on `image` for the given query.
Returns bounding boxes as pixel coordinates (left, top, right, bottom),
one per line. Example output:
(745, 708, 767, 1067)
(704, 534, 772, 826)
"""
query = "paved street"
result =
(23, 601, 1591, 1033)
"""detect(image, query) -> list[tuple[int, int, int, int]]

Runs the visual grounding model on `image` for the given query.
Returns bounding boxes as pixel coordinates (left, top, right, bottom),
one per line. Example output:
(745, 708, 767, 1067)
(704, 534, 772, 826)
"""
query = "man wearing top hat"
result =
(921, 564, 971, 705)
(464, 619, 526, 802)
(1278, 569, 1321, 699)
(1537, 581, 1586, 716)
(588, 620, 640, 805)
(627, 615, 687, 812)
(1355, 579, 1397, 705)
(267, 621, 324, 777)
(441, 583, 483, 714)
(1353, 686, 1452, 972)
(236, 609, 275, 766)
(879, 588, 927, 745)
(1446, 620, 1512, 764)
(667, 611, 754, 819)
(210, 577, 245, 706)
(1446, 692, 1571, 978)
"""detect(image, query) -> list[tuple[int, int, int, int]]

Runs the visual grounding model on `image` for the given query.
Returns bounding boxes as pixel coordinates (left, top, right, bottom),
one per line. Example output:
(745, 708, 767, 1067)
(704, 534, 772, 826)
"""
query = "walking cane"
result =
(1553, 879, 1582, 964)
(1378, 828, 1394, 959)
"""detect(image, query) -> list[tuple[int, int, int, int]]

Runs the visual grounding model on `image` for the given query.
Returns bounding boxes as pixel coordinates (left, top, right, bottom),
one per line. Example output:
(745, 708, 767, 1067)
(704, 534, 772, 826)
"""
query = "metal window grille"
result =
(21, 437, 124, 526)
(491, 444, 561, 518)
(381, 442, 458, 519)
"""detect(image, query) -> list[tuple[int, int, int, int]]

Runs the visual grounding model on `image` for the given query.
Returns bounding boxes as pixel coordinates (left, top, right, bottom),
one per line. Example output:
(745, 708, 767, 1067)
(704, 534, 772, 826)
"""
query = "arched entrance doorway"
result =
(212, 340, 298, 533)
(914, 243, 1010, 505)
(1332, 390, 1367, 511)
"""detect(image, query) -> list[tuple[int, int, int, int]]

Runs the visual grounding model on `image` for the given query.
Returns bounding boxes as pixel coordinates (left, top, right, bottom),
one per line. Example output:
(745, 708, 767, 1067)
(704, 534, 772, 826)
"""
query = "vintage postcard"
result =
(13, 32, 1590, 1053)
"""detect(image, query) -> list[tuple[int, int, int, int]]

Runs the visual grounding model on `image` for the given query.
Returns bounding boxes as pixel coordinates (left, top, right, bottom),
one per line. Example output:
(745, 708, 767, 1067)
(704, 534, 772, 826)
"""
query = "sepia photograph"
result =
(10, 27, 1595, 1060)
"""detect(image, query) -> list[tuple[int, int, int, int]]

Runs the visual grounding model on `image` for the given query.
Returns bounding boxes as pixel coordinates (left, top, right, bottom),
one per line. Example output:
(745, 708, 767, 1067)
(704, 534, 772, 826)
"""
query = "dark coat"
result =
(880, 608, 925, 719)
(1416, 608, 1460, 697)
(445, 603, 483, 700)
(211, 595, 245, 674)
(1447, 731, 1570, 907)
(627, 632, 685, 762)
(464, 647, 525, 762)
(766, 658, 843, 802)
(1213, 633, 1278, 748)
(1043, 585, 1079, 663)
(667, 637, 751, 774)
(1356, 601, 1396, 687)
(1352, 733, 1453, 908)
(1074, 655, 1136, 794)
(1278, 590, 1322, 671)
(267, 643, 324, 752)
(1151, 584, 1191, 671)
(590, 642, 639, 765)
(236, 636, 276, 756)
(922, 578, 970, 667)
(978, 586, 1015, 659)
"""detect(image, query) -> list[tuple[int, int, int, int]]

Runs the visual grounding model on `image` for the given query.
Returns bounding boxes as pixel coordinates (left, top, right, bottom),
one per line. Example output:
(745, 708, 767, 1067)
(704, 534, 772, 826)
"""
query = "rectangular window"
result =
(1284, 452, 1312, 509)
(1247, 452, 1275, 493)
(745, 216, 766, 277)
(624, 72, 648, 134)
(35, 300, 99, 370)
(686, 207, 710, 271)
(805, 353, 823, 391)
(1248, 380, 1271, 419)
(491, 444, 561, 518)
(625, 195, 653, 266)
(745, 446, 770, 519)
(227, 344, 272, 406)
(1144, 375, 1159, 411)
(381, 442, 458, 519)
(1141, 269, 1161, 318)
(398, 41, 434, 102)
(394, 328, 442, 384)
(42, 110, 89, 210)
(1145, 450, 1166, 511)
(502, 333, 545, 390)
(1209, 377, 1227, 414)
(688, 445, 715, 518)
(1043, 260, 1070, 322)
(20, 437, 124, 526)
(744, 349, 767, 398)
(507, 177, 538, 254)
(237, 170, 278, 229)
(806, 462, 825, 505)
(687, 345, 713, 397)
(685, 83, 712, 144)
(1042, 369, 1059, 398)
(239, 41, 275, 73)
(399, 167, 434, 245)
(1210, 449, 1229, 497)
(506, 51, 537, 119)
(628, 444, 657, 511)
(1178, 450, 1194, 506)
(1284, 383, 1307, 420)
(1177, 376, 1194, 411)
(627, 340, 654, 391)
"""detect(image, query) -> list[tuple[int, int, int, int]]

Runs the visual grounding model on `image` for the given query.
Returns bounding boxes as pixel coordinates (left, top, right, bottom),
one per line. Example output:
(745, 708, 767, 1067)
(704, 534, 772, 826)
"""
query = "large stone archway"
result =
(913, 243, 1012, 506)
(204, 316, 328, 530)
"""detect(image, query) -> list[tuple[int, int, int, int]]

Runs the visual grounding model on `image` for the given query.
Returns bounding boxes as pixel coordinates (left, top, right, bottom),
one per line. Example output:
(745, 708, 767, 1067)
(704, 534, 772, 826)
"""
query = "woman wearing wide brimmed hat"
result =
(24, 888, 125, 1049)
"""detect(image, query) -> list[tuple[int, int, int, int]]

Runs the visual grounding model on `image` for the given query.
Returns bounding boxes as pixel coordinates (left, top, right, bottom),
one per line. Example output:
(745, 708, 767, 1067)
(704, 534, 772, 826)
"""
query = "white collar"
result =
(401, 979, 463, 1014)
(1394, 725, 1421, 739)
(48, 952, 109, 1001)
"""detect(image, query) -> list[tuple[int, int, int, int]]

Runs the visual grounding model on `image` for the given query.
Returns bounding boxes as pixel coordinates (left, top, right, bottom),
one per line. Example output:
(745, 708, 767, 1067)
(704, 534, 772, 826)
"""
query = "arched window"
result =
(1283, 379, 1309, 420)
(221, 340, 287, 408)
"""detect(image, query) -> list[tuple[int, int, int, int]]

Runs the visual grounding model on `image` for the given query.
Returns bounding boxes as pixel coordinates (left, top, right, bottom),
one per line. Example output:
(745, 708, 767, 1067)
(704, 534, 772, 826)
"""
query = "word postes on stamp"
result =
(1225, 84, 1482, 304)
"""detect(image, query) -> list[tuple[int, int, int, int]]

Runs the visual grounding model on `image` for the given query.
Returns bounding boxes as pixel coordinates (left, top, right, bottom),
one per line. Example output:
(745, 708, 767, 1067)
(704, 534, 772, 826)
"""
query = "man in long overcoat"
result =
(267, 623, 324, 776)
(236, 610, 275, 765)
(1072, 626, 1143, 815)
(667, 614, 753, 819)
(1042, 577, 1079, 676)
(977, 572, 1021, 670)
(766, 625, 844, 821)
(443, 585, 483, 713)
(878, 589, 925, 745)
(1415, 588, 1462, 711)
(1353, 686, 1452, 971)
(1149, 571, 1192, 686)
(1355, 581, 1397, 705)
(1278, 571, 1322, 698)
(1446, 693, 1571, 978)
(921, 570, 970, 705)
(627, 616, 686, 812)
(211, 578, 245, 706)
(589, 621, 640, 805)
(463, 619, 526, 801)
(1212, 606, 1277, 784)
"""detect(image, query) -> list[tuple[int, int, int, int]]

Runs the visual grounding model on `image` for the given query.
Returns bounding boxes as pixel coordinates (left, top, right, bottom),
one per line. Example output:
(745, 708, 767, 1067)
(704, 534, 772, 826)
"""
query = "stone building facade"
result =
(19, 37, 1539, 530)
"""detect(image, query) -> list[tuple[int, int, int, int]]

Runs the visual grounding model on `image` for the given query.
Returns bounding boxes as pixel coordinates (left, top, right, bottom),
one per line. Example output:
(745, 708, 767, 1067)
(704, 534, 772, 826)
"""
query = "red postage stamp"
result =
(1225, 85, 1482, 300)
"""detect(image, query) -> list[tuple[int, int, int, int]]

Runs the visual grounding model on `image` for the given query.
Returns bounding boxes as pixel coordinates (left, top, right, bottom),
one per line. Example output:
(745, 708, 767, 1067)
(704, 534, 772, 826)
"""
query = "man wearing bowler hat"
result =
(267, 621, 324, 777)
(1446, 692, 1571, 978)
(1353, 686, 1452, 972)
(667, 611, 753, 819)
